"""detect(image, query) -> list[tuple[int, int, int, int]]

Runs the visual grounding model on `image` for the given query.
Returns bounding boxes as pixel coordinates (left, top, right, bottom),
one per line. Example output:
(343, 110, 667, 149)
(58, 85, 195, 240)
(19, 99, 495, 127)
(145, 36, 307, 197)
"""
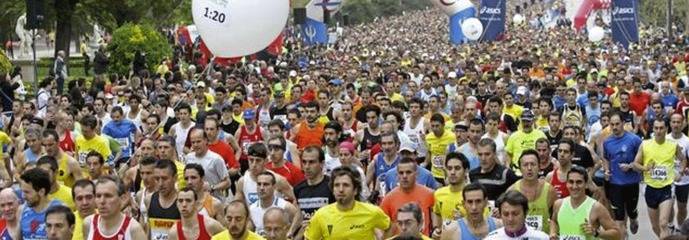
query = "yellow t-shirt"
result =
(49, 184, 75, 211)
(174, 160, 186, 188)
(390, 93, 405, 103)
(72, 211, 84, 240)
(211, 229, 265, 240)
(57, 153, 75, 188)
(503, 104, 524, 121)
(75, 135, 111, 176)
(426, 130, 456, 178)
(433, 186, 490, 221)
(305, 202, 391, 240)
(387, 235, 432, 240)
(642, 139, 677, 188)
(505, 129, 547, 173)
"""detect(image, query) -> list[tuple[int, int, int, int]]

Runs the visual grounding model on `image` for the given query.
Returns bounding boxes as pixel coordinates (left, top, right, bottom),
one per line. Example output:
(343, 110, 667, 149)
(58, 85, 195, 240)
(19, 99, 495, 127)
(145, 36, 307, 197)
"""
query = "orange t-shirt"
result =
(380, 184, 435, 236)
(294, 121, 324, 150)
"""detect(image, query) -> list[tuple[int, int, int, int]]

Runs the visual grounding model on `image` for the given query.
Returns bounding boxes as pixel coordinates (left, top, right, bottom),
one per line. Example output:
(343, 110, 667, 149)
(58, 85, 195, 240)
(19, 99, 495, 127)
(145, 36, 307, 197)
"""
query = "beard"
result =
(230, 225, 246, 239)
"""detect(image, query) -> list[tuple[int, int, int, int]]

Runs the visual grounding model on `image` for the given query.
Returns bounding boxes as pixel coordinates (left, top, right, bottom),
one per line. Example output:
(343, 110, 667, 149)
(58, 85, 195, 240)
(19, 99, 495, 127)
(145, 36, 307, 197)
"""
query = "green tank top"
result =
(557, 196, 597, 240)
(514, 180, 551, 232)
(641, 139, 677, 188)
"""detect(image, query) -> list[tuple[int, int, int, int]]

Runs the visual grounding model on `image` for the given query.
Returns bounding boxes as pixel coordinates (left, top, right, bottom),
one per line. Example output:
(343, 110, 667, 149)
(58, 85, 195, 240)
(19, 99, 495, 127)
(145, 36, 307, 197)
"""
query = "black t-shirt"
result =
(469, 164, 520, 201)
(294, 175, 335, 220)
(221, 119, 240, 136)
(545, 130, 562, 150)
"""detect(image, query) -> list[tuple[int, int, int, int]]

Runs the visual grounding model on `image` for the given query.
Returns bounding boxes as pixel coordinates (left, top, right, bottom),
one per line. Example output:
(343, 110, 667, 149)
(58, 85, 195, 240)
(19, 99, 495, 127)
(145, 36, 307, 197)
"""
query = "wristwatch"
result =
(593, 228, 600, 237)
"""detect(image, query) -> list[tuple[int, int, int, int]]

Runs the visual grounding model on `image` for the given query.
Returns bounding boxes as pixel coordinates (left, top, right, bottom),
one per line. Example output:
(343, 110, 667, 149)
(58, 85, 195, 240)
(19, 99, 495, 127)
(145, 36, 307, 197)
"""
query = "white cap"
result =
(448, 72, 457, 79)
(289, 70, 297, 77)
(398, 141, 418, 153)
(516, 86, 528, 95)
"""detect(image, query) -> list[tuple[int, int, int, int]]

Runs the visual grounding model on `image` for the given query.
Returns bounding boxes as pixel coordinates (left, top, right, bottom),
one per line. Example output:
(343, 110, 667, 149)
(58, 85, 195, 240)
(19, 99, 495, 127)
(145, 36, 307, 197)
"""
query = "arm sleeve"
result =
(374, 206, 391, 230)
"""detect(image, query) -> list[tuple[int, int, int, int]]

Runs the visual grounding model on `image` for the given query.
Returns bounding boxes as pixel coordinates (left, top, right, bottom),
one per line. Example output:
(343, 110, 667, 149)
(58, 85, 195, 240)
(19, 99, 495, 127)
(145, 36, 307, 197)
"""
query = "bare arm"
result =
(235, 177, 246, 203)
(286, 202, 302, 236)
(549, 199, 562, 239)
(277, 176, 296, 202)
(167, 223, 179, 240)
(82, 215, 93, 240)
(440, 221, 460, 240)
(130, 220, 148, 240)
(225, 134, 243, 166)
(631, 142, 647, 172)
(68, 156, 84, 180)
(592, 202, 621, 240)
(366, 158, 376, 188)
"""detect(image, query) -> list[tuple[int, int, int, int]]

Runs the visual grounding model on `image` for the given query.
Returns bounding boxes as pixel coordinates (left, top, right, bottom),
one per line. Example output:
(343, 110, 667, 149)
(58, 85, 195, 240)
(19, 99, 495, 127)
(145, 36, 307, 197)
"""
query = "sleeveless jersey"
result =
(457, 217, 498, 240)
(403, 117, 427, 157)
(126, 109, 143, 129)
(242, 175, 259, 205)
(20, 200, 61, 240)
(0, 219, 13, 240)
(550, 168, 570, 198)
(176, 214, 212, 240)
(373, 153, 399, 180)
(482, 132, 507, 163)
(556, 196, 596, 240)
(87, 214, 134, 240)
(668, 133, 689, 185)
(257, 105, 272, 128)
(148, 192, 181, 240)
(562, 104, 584, 127)
(249, 196, 289, 236)
(57, 153, 75, 188)
(513, 180, 551, 232)
(172, 122, 195, 156)
(198, 194, 217, 219)
(237, 126, 263, 161)
(641, 139, 677, 188)
(59, 129, 75, 153)
(359, 127, 381, 151)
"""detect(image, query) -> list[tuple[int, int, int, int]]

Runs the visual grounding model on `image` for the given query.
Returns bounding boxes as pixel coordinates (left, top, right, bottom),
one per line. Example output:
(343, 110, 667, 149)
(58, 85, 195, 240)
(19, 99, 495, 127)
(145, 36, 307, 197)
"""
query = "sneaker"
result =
(629, 219, 639, 234)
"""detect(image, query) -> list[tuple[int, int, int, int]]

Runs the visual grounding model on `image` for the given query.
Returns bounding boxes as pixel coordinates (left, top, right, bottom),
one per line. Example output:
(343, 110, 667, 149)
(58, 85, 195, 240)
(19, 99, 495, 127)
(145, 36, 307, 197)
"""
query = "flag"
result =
(479, 0, 506, 41)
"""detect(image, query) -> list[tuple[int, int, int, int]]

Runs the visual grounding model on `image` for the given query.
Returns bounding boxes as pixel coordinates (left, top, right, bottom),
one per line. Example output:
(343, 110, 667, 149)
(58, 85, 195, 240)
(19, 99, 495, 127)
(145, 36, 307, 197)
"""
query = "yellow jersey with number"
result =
(426, 130, 456, 178)
(642, 139, 677, 188)
(305, 201, 390, 240)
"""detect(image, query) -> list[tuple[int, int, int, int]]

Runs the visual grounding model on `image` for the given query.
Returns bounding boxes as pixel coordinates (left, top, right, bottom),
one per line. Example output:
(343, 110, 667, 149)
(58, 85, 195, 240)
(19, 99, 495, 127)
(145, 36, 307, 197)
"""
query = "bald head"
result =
(263, 207, 289, 240)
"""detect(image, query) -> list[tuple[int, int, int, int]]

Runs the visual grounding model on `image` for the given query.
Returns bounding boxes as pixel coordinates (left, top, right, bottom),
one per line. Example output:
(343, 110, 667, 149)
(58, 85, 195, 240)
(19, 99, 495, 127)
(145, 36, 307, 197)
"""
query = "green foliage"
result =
(342, 0, 431, 24)
(639, 0, 688, 29)
(0, 50, 11, 75)
(107, 24, 172, 74)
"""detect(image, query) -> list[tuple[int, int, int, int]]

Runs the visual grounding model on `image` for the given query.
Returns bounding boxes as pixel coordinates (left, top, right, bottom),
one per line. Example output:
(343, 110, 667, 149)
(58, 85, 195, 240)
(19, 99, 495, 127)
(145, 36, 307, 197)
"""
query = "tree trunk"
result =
(686, 0, 689, 33)
(53, 0, 78, 60)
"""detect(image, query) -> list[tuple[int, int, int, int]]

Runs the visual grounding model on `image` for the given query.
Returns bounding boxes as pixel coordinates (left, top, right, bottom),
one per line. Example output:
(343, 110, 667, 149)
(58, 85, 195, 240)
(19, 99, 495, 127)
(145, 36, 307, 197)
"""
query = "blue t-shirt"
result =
(102, 119, 137, 159)
(20, 200, 62, 240)
(383, 166, 439, 193)
(603, 132, 642, 185)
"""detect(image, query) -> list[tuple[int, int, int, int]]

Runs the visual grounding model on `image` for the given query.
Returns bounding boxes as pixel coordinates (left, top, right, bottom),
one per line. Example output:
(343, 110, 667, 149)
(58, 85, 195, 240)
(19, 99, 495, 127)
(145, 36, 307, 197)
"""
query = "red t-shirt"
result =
(380, 184, 435, 236)
(208, 140, 239, 169)
(265, 161, 305, 186)
(629, 91, 650, 116)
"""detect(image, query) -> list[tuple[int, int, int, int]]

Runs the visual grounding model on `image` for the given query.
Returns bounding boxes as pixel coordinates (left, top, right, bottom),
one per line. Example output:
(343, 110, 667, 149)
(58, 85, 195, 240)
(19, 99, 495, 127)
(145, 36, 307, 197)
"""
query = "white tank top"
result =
(668, 133, 689, 185)
(249, 196, 288, 236)
(243, 175, 259, 205)
(482, 131, 507, 163)
(258, 105, 272, 128)
(403, 117, 427, 157)
(126, 109, 143, 129)
(172, 122, 195, 155)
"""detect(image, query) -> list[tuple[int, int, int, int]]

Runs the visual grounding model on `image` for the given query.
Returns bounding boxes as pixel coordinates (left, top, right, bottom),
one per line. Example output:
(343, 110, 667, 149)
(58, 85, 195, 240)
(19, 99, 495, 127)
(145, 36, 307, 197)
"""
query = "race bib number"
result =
(560, 235, 584, 240)
(432, 156, 443, 168)
(651, 166, 669, 180)
(525, 215, 543, 231)
(149, 218, 176, 240)
(78, 152, 88, 166)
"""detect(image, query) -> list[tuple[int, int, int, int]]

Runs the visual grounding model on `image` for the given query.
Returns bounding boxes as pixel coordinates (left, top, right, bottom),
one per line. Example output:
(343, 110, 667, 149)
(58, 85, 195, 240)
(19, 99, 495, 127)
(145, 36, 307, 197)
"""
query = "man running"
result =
(602, 112, 642, 238)
(186, 128, 231, 199)
(217, 200, 264, 240)
(667, 113, 689, 230)
(0, 188, 20, 240)
(183, 164, 224, 220)
(390, 203, 432, 240)
(83, 176, 146, 239)
(72, 179, 96, 240)
(305, 166, 391, 239)
(20, 168, 64, 239)
(167, 187, 225, 240)
(470, 138, 519, 201)
(235, 143, 294, 205)
(433, 152, 471, 234)
(263, 207, 291, 240)
(249, 171, 300, 236)
(550, 166, 620, 239)
(145, 160, 181, 239)
(508, 150, 556, 233)
(46, 205, 75, 240)
(484, 190, 549, 240)
(293, 146, 335, 237)
(440, 183, 502, 240)
(632, 118, 687, 239)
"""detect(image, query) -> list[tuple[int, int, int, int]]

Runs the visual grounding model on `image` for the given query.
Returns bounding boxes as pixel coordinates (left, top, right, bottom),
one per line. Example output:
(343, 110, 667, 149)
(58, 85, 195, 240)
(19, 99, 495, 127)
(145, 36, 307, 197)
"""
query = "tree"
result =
(107, 24, 171, 74)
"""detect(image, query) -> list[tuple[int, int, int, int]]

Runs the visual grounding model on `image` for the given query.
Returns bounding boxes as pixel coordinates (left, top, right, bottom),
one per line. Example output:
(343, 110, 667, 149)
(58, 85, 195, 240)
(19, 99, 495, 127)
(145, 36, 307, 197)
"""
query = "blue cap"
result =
(243, 109, 256, 120)
(329, 78, 343, 86)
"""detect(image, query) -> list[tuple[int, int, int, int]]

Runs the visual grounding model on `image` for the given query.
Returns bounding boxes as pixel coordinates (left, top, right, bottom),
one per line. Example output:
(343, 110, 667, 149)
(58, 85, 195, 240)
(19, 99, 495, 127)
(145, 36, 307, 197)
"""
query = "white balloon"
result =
(588, 26, 605, 42)
(429, 0, 475, 16)
(461, 17, 483, 41)
(192, 0, 289, 58)
(513, 14, 525, 24)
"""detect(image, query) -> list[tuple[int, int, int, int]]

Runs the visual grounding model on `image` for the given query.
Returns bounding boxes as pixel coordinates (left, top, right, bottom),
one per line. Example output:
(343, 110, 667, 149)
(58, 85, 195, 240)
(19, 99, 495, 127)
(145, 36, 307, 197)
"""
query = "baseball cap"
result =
(447, 72, 457, 79)
(196, 81, 206, 88)
(274, 91, 285, 98)
(105, 93, 114, 99)
(289, 70, 297, 77)
(516, 86, 528, 96)
(521, 110, 535, 121)
(243, 109, 256, 120)
(398, 141, 417, 153)
(329, 79, 343, 86)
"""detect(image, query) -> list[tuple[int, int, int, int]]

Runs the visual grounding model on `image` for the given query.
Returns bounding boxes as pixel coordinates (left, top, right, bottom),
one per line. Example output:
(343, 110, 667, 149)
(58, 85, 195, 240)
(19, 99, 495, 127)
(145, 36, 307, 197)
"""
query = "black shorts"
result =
(606, 183, 639, 221)
(645, 185, 673, 209)
(675, 184, 689, 203)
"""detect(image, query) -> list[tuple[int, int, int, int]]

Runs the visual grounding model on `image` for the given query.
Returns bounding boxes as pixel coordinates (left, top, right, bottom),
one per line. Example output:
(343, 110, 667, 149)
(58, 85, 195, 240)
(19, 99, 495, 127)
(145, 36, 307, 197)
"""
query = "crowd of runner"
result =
(1, 1, 689, 239)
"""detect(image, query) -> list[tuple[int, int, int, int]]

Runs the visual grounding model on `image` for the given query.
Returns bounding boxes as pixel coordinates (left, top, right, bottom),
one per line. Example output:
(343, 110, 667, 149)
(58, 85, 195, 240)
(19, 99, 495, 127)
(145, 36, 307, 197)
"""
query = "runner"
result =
(403, 98, 428, 163)
(440, 183, 502, 240)
(602, 111, 642, 239)
(432, 152, 471, 231)
(508, 150, 556, 233)
(424, 113, 455, 183)
(668, 113, 689, 231)
(36, 156, 76, 210)
(234, 108, 267, 173)
(262, 208, 291, 240)
(470, 138, 519, 201)
(633, 118, 687, 238)
(145, 160, 181, 240)
(45, 205, 75, 240)
(389, 203, 432, 240)
(293, 146, 335, 224)
(20, 168, 64, 240)
(101, 106, 139, 167)
(367, 133, 400, 198)
(72, 179, 96, 240)
(43, 129, 82, 188)
(185, 128, 231, 199)
(534, 138, 555, 178)
(0, 188, 19, 240)
(265, 136, 304, 186)
(83, 176, 147, 240)
(304, 166, 391, 239)
(248, 172, 300, 236)
(545, 139, 576, 198)
(290, 101, 324, 150)
(168, 103, 195, 155)
(216, 200, 263, 240)
(550, 166, 620, 239)
(380, 157, 435, 235)
(449, 119, 483, 170)
(484, 190, 549, 240)
(235, 143, 294, 205)
(167, 187, 225, 240)
(505, 110, 546, 174)
(75, 115, 112, 177)
(183, 164, 223, 220)
(204, 117, 240, 177)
